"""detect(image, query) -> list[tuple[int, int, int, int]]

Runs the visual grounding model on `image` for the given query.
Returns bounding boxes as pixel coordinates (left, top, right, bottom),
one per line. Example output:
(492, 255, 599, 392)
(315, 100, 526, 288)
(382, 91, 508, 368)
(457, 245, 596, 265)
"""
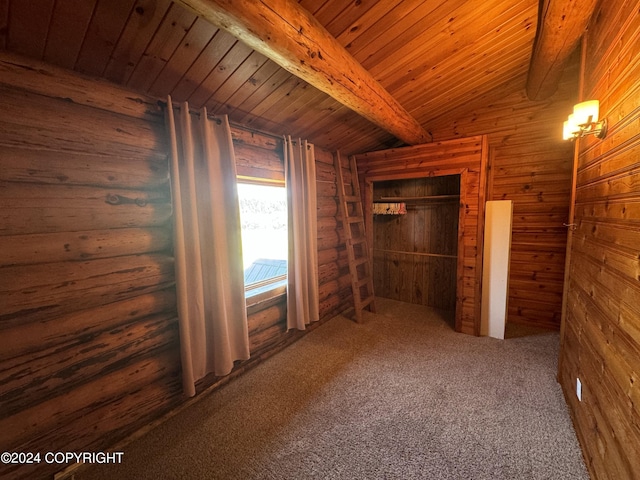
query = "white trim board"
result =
(481, 200, 513, 339)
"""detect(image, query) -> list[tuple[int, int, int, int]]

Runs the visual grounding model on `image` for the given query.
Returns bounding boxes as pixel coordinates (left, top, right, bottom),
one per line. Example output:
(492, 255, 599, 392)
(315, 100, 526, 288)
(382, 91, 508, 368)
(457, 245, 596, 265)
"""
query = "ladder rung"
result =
(353, 257, 368, 267)
(346, 216, 364, 224)
(350, 237, 366, 245)
(360, 296, 375, 308)
(357, 277, 372, 288)
(344, 195, 360, 202)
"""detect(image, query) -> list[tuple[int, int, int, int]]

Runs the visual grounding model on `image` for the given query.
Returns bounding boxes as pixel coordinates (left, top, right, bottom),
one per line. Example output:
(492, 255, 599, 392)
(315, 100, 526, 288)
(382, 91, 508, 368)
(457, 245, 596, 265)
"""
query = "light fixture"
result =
(562, 100, 607, 140)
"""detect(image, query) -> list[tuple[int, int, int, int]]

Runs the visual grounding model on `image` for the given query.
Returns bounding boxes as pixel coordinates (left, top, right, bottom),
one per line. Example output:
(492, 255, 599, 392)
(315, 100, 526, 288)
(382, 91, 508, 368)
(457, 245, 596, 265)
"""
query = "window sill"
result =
(245, 280, 287, 308)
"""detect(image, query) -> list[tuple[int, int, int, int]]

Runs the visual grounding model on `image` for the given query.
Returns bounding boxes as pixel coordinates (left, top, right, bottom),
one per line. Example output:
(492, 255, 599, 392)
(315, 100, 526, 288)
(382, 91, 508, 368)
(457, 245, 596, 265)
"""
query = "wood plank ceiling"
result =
(0, 0, 539, 155)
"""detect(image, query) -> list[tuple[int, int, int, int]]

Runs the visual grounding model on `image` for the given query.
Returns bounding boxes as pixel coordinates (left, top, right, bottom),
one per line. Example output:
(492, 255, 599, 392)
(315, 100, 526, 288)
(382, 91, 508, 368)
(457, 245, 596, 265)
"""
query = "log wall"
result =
(353, 136, 488, 336)
(0, 53, 180, 480)
(427, 63, 579, 330)
(558, 1, 640, 478)
(0, 52, 349, 480)
(372, 176, 460, 312)
(230, 133, 352, 364)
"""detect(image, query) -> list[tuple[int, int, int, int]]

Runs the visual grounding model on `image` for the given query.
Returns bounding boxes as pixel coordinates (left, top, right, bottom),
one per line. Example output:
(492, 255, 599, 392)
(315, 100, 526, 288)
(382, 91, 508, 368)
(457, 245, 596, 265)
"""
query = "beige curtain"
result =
(284, 136, 320, 330)
(166, 97, 249, 397)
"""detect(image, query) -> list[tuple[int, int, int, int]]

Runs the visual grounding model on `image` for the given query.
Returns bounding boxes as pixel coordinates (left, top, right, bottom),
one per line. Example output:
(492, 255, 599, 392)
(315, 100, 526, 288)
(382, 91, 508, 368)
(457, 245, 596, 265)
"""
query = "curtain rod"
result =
(158, 99, 285, 143)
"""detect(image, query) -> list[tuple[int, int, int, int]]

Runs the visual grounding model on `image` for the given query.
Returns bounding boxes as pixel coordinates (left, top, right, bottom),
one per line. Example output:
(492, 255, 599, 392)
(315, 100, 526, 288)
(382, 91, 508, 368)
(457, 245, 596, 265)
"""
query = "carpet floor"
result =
(79, 298, 588, 480)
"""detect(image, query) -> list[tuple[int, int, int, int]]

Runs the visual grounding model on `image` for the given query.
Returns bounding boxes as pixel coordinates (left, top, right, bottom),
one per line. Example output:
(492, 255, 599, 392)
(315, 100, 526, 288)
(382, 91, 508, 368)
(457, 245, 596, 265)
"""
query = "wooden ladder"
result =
(334, 151, 376, 323)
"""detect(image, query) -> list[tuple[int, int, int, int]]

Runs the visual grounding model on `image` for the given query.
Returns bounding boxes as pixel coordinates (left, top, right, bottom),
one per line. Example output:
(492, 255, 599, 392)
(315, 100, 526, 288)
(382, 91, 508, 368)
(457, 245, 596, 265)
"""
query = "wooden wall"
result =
(243, 143, 354, 342)
(558, 1, 640, 478)
(372, 176, 460, 312)
(354, 136, 488, 336)
(0, 52, 181, 480)
(316, 149, 354, 318)
(0, 52, 349, 480)
(211, 134, 352, 376)
(427, 63, 578, 330)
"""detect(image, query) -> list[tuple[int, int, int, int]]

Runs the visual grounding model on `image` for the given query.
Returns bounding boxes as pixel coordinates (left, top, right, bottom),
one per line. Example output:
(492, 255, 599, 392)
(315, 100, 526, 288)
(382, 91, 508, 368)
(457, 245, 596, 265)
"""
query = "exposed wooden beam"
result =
(175, 0, 431, 145)
(526, 0, 598, 100)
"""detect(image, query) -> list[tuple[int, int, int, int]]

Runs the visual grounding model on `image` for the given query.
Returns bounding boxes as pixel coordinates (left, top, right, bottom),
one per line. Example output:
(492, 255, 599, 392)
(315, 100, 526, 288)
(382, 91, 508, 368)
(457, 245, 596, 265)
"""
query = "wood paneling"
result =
(171, 0, 430, 146)
(354, 136, 487, 336)
(74, 0, 137, 76)
(104, 0, 173, 84)
(0, 52, 351, 480)
(559, 1, 640, 478)
(0, 0, 539, 155)
(425, 60, 578, 330)
(372, 177, 459, 311)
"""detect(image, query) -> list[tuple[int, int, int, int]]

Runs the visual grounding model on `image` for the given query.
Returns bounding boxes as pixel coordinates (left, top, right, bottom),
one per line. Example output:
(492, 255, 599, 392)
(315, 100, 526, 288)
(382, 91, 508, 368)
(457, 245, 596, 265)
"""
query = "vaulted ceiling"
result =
(0, 0, 568, 154)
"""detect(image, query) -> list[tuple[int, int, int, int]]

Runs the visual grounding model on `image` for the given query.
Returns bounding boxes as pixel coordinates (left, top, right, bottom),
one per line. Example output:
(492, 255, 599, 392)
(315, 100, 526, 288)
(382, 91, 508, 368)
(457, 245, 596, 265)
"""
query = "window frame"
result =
(236, 175, 288, 307)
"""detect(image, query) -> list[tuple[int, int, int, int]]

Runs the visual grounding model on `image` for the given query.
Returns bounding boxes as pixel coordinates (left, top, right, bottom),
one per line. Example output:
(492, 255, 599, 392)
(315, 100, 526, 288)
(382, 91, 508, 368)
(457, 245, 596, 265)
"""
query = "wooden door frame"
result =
(363, 168, 470, 333)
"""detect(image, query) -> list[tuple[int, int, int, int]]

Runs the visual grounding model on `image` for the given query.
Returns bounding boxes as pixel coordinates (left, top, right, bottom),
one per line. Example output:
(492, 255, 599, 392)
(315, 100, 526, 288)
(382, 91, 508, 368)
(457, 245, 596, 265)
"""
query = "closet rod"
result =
(374, 248, 457, 259)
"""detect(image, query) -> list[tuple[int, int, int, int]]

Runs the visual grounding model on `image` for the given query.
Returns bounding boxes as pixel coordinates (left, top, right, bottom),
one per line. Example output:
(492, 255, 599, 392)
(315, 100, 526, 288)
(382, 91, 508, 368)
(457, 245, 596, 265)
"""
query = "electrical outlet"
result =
(576, 378, 582, 401)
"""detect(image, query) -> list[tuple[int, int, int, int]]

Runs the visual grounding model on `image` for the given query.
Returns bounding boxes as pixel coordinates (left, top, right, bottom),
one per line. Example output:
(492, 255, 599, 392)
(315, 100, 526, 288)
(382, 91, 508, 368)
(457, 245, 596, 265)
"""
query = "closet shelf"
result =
(377, 194, 460, 202)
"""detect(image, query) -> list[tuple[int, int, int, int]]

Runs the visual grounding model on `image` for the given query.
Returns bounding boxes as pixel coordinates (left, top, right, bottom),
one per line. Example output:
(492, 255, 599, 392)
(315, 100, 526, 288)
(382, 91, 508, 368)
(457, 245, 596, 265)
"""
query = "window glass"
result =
(237, 182, 288, 297)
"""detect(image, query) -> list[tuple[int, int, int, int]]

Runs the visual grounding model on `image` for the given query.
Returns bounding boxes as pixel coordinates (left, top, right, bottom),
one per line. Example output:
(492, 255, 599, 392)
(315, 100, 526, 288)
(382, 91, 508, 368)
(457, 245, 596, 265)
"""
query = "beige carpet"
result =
(79, 298, 588, 480)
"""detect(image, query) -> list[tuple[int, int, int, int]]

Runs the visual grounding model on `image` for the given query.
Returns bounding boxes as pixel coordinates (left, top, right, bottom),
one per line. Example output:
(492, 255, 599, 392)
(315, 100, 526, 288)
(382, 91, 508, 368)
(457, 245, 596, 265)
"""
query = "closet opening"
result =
(371, 175, 461, 329)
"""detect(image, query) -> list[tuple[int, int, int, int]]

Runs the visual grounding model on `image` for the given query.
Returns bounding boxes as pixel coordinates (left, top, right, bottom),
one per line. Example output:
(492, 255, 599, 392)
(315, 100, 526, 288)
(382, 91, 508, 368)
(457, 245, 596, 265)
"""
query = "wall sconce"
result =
(563, 100, 607, 140)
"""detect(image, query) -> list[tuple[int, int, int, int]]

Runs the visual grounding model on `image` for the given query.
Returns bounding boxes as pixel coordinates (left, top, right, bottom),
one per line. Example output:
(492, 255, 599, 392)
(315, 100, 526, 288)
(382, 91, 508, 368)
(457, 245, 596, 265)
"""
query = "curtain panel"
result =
(284, 136, 320, 330)
(166, 98, 249, 397)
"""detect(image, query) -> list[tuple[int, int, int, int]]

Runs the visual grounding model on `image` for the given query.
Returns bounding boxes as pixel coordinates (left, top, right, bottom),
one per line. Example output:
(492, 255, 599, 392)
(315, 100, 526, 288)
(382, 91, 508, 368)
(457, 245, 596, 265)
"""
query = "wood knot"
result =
(106, 194, 121, 205)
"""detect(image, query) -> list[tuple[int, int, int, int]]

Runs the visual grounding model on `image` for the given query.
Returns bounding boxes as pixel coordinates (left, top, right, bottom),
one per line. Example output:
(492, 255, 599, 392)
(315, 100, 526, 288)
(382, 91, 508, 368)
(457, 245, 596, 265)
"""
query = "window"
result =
(237, 181, 288, 301)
